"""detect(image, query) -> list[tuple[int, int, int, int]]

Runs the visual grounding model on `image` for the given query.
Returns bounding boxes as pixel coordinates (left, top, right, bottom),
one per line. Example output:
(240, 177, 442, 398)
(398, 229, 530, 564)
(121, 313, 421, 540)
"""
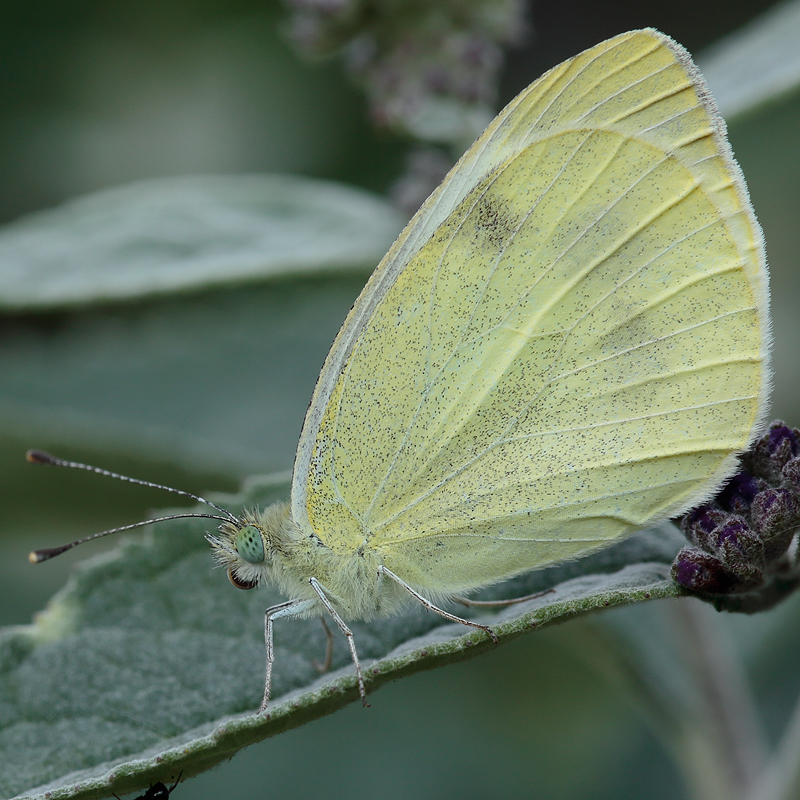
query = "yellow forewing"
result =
(291, 30, 770, 595)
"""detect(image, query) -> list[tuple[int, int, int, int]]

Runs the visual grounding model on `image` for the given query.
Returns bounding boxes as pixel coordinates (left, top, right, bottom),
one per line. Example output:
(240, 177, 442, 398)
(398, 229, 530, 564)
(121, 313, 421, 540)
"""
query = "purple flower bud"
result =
(716, 519, 758, 555)
(681, 507, 728, 550)
(748, 421, 800, 481)
(751, 488, 800, 560)
(768, 425, 800, 481)
(713, 519, 764, 587)
(718, 472, 760, 514)
(671, 547, 736, 594)
(675, 419, 800, 599)
(782, 456, 800, 495)
(768, 424, 799, 456)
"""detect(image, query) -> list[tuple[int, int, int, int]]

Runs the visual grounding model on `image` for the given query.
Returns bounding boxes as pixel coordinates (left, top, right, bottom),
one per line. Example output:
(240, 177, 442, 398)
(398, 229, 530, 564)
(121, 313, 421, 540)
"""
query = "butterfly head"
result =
(206, 503, 289, 590)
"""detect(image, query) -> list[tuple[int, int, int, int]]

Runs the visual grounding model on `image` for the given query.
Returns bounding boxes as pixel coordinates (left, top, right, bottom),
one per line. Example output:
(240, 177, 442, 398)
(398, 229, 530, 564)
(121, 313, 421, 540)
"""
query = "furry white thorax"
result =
(206, 501, 408, 620)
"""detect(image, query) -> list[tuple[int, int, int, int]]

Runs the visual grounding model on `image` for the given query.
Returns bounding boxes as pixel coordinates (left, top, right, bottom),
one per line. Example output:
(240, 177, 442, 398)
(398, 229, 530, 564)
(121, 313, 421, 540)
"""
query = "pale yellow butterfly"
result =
(31, 28, 770, 711)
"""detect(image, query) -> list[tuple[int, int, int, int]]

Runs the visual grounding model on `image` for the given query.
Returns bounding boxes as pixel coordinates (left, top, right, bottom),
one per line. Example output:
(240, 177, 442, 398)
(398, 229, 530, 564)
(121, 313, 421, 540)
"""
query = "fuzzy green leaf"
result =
(699, 0, 800, 120)
(0, 276, 367, 477)
(0, 175, 403, 310)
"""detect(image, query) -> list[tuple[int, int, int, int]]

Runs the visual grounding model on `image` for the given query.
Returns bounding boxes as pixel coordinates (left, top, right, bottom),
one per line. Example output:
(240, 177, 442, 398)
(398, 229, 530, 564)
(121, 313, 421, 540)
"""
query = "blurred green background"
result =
(1, 0, 800, 798)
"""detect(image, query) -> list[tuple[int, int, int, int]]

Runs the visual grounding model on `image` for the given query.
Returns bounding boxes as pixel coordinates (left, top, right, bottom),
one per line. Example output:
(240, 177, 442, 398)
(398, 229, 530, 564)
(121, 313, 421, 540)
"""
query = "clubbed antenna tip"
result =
(29, 547, 67, 564)
(26, 449, 58, 465)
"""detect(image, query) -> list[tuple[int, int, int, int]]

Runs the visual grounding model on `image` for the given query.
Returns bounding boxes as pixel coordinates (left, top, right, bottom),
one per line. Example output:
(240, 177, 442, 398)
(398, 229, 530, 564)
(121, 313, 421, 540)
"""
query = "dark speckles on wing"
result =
(471, 191, 520, 252)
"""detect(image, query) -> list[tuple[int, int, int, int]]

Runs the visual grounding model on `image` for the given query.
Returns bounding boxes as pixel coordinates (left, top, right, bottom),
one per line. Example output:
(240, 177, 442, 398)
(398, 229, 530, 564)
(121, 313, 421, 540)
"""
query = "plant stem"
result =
(671, 598, 768, 800)
(747, 690, 800, 800)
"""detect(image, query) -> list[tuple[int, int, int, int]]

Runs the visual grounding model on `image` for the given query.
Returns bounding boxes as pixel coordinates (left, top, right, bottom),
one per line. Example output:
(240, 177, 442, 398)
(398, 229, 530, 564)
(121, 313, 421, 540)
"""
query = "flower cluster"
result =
(283, 0, 527, 146)
(672, 421, 800, 611)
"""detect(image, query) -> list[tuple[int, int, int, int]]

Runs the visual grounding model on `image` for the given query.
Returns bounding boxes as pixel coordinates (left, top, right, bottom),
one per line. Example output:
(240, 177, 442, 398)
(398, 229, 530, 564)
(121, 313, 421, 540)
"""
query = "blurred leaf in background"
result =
(1, 0, 800, 799)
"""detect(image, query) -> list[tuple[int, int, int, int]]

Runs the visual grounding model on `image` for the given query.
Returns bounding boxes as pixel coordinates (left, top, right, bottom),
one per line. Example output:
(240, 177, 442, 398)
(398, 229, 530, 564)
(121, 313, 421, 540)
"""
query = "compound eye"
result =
(235, 525, 265, 564)
(227, 567, 258, 590)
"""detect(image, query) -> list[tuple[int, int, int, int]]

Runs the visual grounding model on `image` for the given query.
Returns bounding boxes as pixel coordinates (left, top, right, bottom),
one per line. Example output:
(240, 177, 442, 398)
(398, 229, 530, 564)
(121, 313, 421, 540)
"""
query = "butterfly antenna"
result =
(26, 449, 238, 564)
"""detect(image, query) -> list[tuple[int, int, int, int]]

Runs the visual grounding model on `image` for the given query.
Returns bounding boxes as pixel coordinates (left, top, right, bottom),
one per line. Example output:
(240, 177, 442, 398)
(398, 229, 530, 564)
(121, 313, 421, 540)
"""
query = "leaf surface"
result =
(0, 175, 403, 310)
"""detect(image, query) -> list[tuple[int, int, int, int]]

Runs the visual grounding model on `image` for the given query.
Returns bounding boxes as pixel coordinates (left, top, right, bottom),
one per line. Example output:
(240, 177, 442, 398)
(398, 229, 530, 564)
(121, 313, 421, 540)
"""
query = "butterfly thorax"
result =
(207, 502, 407, 620)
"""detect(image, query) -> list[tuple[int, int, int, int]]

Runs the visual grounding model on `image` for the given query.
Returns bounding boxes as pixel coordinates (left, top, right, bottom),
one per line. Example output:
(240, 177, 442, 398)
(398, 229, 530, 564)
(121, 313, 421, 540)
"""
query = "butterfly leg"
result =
(312, 616, 334, 674)
(261, 598, 317, 713)
(379, 566, 499, 644)
(309, 577, 369, 707)
(455, 588, 555, 607)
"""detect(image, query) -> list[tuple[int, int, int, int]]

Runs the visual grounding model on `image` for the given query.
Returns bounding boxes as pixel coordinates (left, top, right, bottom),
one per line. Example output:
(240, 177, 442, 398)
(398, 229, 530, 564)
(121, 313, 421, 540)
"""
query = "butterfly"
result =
(31, 28, 770, 712)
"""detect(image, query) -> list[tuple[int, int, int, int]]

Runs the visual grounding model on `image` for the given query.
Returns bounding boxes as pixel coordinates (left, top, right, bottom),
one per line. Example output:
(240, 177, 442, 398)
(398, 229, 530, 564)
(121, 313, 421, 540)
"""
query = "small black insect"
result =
(113, 771, 182, 800)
